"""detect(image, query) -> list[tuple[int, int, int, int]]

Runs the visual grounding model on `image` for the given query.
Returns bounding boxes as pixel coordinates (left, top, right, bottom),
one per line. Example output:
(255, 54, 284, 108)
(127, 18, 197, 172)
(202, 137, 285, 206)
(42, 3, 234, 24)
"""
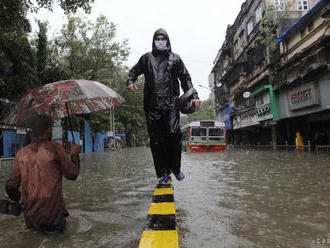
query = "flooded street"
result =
(1, 148, 330, 247)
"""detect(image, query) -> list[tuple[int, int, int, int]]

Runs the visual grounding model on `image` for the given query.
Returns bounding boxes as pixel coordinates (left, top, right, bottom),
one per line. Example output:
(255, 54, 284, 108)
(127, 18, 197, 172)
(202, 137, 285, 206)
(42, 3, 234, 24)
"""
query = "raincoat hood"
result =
(152, 28, 171, 54)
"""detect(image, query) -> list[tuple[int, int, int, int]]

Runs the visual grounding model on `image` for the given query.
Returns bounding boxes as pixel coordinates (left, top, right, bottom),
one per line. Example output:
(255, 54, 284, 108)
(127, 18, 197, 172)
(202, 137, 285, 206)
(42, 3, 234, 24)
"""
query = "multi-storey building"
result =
(274, 0, 330, 146)
(211, 0, 322, 146)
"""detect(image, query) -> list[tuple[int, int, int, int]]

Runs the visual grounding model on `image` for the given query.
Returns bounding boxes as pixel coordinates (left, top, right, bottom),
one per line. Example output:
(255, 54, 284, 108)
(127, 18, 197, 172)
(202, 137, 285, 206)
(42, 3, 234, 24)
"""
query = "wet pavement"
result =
(1, 147, 330, 247)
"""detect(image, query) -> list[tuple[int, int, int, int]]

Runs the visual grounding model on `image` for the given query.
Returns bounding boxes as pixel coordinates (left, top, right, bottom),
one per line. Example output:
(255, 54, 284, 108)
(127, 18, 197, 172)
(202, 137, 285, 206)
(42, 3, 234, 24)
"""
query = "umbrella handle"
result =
(65, 102, 76, 144)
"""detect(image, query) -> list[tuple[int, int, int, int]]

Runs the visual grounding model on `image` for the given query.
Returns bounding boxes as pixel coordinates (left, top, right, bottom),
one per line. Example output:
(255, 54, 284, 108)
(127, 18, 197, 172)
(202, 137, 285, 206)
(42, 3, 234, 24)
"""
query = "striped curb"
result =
(138, 180, 179, 248)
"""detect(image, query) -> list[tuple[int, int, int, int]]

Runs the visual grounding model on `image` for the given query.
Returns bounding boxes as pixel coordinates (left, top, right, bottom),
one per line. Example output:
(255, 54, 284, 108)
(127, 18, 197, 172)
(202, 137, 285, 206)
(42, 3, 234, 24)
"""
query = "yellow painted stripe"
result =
(138, 230, 179, 248)
(148, 202, 176, 215)
(154, 188, 174, 195)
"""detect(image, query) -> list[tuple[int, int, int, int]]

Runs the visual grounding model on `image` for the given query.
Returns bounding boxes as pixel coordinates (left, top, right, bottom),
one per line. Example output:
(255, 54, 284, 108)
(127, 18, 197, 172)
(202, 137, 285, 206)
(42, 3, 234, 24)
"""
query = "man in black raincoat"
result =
(127, 28, 201, 183)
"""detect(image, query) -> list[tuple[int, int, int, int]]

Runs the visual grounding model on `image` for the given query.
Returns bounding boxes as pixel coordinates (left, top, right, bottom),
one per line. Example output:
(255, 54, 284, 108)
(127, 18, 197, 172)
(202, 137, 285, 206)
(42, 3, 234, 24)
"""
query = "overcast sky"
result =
(30, 0, 245, 100)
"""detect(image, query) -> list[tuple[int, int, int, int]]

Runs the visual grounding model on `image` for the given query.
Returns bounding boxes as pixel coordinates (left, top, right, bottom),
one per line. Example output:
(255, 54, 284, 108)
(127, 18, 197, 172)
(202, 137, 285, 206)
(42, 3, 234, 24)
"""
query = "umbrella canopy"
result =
(4, 79, 124, 126)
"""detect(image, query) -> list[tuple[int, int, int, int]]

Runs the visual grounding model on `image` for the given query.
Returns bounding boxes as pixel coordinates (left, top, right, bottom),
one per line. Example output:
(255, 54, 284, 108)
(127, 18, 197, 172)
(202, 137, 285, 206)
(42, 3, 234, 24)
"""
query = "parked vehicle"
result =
(181, 120, 226, 152)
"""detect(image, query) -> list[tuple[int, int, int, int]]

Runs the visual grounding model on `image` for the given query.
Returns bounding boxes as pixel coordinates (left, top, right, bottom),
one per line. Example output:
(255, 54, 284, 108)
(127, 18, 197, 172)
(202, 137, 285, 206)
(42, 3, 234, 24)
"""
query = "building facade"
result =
(211, 0, 326, 146)
(275, 0, 330, 146)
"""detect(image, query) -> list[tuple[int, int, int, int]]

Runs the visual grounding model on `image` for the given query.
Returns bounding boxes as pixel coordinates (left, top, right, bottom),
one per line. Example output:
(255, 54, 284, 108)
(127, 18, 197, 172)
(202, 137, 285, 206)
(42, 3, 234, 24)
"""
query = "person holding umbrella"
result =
(5, 114, 80, 234)
(2, 79, 124, 233)
(127, 28, 201, 183)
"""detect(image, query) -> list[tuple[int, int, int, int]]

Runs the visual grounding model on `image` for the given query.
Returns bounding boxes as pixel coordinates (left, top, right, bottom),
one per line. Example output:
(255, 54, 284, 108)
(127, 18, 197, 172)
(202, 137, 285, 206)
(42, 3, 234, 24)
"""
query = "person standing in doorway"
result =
(127, 28, 201, 183)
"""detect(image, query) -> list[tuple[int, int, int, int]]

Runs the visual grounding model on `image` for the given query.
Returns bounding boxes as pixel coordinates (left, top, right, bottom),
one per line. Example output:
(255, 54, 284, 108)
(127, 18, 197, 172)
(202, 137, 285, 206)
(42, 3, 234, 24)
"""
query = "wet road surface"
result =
(1, 147, 330, 247)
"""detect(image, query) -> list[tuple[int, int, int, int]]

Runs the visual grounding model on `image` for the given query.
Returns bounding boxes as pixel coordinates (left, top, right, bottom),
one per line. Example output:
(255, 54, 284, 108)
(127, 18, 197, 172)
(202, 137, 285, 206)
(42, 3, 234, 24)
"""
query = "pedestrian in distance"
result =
(295, 132, 304, 151)
(5, 114, 81, 234)
(127, 28, 201, 183)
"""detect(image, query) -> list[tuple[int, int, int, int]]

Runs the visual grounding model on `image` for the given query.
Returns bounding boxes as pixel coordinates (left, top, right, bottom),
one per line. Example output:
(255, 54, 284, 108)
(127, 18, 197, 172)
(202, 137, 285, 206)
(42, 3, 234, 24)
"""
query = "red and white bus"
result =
(181, 120, 226, 152)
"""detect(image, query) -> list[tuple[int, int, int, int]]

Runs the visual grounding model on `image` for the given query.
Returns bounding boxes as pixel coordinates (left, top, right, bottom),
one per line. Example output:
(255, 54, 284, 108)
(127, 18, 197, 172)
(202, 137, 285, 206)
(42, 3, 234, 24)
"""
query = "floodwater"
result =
(1, 148, 330, 247)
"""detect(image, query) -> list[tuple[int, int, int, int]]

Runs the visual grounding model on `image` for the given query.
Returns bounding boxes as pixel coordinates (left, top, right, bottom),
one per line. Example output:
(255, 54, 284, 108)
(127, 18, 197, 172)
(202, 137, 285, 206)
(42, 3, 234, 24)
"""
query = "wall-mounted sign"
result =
(16, 129, 26, 135)
(288, 82, 320, 111)
(256, 103, 273, 121)
(233, 109, 259, 129)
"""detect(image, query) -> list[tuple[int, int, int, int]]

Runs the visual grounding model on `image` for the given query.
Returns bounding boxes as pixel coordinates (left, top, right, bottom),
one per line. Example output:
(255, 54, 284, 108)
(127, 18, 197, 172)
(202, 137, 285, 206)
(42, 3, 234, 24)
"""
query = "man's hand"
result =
(127, 84, 138, 93)
(190, 99, 201, 112)
(67, 142, 81, 156)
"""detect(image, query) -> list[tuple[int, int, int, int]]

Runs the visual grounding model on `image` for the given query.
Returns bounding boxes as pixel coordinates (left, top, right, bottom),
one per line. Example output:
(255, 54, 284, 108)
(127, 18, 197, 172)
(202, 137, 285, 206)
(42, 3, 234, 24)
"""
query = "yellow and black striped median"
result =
(138, 179, 179, 248)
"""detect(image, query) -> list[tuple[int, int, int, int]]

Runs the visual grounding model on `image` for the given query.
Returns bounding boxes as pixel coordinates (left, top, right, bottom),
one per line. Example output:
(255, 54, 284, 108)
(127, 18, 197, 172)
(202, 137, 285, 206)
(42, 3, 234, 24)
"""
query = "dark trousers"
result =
(39, 215, 67, 235)
(146, 109, 182, 178)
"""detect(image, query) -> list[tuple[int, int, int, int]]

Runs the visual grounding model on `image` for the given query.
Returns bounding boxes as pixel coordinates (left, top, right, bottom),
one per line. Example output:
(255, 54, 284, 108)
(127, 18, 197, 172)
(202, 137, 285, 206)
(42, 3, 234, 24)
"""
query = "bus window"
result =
(208, 128, 224, 142)
(191, 127, 207, 142)
(191, 128, 206, 136)
(209, 128, 223, 136)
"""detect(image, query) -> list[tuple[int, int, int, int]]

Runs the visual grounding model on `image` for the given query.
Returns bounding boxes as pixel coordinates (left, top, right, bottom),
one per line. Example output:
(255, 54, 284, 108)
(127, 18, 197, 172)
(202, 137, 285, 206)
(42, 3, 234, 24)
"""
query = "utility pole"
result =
(109, 105, 115, 136)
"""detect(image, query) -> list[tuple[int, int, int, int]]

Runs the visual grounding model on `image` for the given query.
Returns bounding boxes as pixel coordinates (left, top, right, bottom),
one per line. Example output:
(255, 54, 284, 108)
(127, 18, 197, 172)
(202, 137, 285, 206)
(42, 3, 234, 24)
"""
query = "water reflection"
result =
(1, 148, 330, 247)
(176, 150, 330, 248)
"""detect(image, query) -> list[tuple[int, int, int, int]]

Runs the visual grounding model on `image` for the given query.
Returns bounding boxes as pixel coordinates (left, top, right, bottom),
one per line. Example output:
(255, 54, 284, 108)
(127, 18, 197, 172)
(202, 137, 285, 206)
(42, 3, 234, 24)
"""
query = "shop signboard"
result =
(288, 82, 320, 111)
(256, 103, 273, 122)
(233, 109, 259, 129)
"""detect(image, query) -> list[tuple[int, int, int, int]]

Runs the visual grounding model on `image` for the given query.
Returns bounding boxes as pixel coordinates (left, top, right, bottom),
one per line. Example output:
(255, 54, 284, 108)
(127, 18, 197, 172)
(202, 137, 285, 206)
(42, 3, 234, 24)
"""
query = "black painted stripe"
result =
(152, 194, 174, 203)
(156, 184, 173, 188)
(146, 214, 176, 230)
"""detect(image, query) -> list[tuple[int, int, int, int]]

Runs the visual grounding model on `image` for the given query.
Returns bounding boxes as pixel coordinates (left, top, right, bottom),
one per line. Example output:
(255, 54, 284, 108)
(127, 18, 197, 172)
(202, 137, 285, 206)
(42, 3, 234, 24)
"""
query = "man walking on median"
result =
(127, 28, 201, 183)
(5, 115, 81, 234)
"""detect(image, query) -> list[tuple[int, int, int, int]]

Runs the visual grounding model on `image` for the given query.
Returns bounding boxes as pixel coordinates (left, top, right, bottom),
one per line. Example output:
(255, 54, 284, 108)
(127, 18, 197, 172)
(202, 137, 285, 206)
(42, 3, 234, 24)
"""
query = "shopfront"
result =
(277, 73, 330, 146)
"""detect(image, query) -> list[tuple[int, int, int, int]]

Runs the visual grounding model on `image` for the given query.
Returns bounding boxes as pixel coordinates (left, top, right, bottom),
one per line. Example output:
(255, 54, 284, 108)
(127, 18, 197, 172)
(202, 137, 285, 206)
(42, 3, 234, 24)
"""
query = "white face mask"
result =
(154, 40, 167, 51)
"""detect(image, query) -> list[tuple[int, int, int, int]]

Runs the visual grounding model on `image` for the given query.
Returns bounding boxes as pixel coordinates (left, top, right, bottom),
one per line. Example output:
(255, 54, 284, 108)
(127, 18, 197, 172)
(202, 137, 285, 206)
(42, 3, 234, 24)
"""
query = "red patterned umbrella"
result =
(4, 79, 124, 128)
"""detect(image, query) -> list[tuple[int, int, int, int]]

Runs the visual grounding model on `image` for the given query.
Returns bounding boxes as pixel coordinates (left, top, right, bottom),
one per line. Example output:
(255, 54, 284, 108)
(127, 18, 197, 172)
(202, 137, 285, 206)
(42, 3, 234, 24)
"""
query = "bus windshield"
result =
(208, 128, 224, 142)
(191, 127, 207, 142)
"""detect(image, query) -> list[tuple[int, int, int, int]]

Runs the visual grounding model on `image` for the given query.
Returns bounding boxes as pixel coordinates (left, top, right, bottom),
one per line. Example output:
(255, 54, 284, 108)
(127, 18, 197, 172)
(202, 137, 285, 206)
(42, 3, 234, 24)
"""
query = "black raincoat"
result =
(127, 28, 199, 178)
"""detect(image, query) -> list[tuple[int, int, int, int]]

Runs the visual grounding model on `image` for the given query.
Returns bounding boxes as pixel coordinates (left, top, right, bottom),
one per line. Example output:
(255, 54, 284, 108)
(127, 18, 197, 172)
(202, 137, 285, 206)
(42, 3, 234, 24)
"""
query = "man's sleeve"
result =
(127, 55, 145, 85)
(56, 143, 80, 180)
(5, 157, 21, 202)
(177, 56, 199, 99)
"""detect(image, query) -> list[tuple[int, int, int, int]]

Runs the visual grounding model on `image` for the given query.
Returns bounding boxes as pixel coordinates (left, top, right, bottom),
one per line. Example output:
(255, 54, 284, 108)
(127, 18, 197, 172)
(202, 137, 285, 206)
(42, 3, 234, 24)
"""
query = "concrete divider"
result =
(138, 180, 179, 248)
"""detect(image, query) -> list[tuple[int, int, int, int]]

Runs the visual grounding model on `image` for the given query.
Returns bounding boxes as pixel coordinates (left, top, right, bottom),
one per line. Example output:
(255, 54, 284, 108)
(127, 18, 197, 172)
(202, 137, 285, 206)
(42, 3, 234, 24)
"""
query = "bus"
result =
(181, 120, 226, 152)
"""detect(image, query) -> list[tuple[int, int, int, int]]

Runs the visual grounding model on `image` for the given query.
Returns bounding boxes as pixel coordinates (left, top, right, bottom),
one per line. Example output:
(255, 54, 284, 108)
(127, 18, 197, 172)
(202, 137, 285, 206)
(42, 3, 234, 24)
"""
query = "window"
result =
(263, 93, 270, 104)
(238, 29, 244, 40)
(274, 0, 285, 11)
(209, 128, 223, 137)
(255, 93, 270, 106)
(247, 18, 254, 35)
(308, 22, 314, 32)
(300, 28, 306, 38)
(208, 128, 224, 142)
(234, 40, 238, 49)
(255, 95, 264, 106)
(191, 128, 207, 137)
(297, 0, 308, 10)
(256, 4, 263, 23)
(191, 127, 207, 142)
